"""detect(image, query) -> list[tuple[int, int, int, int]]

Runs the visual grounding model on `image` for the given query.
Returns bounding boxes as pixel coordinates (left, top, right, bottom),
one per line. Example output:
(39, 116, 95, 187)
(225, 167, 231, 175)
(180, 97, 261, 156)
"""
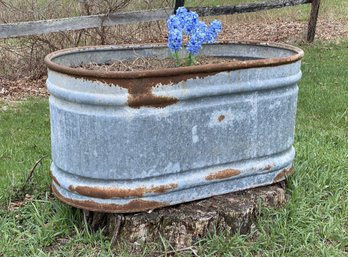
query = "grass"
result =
(0, 102, 115, 255)
(0, 100, 51, 204)
(1, 41, 348, 255)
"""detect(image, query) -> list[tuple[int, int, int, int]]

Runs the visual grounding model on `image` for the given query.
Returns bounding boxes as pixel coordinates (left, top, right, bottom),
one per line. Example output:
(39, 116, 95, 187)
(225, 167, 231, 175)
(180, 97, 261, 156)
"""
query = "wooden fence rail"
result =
(0, 0, 320, 42)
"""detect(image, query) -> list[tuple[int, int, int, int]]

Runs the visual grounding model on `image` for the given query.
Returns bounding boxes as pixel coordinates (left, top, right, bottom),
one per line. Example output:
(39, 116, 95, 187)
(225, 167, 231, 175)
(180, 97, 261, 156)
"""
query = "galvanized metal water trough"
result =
(45, 41, 303, 213)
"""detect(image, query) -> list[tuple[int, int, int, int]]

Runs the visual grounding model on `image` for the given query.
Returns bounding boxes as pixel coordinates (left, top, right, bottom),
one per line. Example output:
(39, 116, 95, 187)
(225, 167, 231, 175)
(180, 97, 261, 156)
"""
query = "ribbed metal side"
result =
(46, 42, 302, 213)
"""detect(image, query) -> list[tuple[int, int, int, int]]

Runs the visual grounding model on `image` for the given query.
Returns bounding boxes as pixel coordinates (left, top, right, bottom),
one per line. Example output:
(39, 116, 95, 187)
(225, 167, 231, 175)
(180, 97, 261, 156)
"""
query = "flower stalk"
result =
(187, 53, 195, 66)
(173, 51, 180, 66)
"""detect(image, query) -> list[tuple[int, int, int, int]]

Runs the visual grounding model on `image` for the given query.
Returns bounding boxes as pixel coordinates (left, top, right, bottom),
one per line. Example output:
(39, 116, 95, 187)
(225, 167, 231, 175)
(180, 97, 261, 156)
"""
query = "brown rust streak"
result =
(206, 169, 241, 181)
(76, 71, 218, 108)
(274, 167, 295, 182)
(263, 165, 273, 171)
(218, 115, 225, 122)
(49, 171, 61, 187)
(52, 184, 168, 213)
(68, 183, 177, 199)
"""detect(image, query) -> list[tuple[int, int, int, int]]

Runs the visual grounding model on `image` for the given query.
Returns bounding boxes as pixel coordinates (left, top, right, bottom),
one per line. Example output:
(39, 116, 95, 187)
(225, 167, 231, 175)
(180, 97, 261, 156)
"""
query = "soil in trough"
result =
(76, 56, 240, 72)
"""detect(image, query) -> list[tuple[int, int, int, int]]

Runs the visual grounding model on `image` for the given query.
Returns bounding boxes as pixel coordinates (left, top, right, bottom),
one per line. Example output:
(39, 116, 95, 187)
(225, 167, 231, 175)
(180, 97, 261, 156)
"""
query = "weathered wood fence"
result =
(0, 0, 320, 42)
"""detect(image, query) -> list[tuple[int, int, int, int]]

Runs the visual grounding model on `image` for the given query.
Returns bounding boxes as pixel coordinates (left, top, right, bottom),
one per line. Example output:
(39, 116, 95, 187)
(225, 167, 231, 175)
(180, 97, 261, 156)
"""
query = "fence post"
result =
(174, 0, 185, 14)
(307, 0, 320, 42)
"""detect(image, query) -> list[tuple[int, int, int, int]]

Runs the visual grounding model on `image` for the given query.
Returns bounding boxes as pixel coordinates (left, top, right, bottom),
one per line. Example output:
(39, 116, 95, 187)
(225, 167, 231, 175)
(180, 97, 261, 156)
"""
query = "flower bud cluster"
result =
(167, 7, 222, 61)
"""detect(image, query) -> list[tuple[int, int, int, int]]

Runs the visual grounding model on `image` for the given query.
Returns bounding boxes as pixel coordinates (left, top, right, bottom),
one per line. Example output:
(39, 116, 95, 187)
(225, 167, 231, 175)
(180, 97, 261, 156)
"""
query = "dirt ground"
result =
(0, 18, 347, 101)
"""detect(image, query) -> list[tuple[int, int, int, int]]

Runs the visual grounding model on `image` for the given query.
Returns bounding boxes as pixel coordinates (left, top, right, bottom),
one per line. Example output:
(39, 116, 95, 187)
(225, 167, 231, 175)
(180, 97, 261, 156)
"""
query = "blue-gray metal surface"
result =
(46, 42, 303, 213)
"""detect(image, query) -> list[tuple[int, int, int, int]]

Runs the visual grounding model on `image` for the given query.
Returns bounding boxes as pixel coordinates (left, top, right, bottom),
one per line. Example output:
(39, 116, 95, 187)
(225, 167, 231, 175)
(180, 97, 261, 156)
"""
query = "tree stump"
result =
(83, 183, 286, 251)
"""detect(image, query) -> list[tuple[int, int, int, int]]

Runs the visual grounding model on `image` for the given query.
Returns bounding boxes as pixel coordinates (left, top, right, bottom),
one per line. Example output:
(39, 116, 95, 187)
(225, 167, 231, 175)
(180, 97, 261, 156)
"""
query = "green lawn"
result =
(0, 41, 347, 256)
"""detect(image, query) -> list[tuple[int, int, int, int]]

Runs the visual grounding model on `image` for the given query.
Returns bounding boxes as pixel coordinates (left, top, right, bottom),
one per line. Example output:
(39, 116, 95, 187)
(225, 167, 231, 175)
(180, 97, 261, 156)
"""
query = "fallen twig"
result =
(24, 155, 47, 185)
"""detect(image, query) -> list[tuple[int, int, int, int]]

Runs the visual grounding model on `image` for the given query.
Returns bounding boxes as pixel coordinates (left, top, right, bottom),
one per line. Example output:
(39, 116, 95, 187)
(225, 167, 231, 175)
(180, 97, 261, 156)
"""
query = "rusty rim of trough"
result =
(44, 41, 304, 79)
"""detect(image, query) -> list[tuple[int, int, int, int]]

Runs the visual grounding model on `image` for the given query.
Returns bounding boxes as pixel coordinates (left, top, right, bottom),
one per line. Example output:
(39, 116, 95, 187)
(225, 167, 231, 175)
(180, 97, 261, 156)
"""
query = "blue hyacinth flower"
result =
(166, 7, 222, 64)
(187, 21, 207, 55)
(167, 15, 183, 31)
(205, 20, 222, 43)
(168, 28, 183, 52)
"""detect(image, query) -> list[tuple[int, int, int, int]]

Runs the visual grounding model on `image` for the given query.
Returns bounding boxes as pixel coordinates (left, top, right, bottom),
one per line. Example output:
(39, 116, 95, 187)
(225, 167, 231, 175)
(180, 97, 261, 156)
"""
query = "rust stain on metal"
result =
(49, 171, 61, 187)
(77, 71, 219, 108)
(151, 183, 178, 194)
(68, 183, 177, 199)
(100, 77, 178, 108)
(52, 184, 168, 213)
(274, 167, 295, 182)
(206, 169, 241, 181)
(263, 165, 273, 171)
(218, 115, 225, 122)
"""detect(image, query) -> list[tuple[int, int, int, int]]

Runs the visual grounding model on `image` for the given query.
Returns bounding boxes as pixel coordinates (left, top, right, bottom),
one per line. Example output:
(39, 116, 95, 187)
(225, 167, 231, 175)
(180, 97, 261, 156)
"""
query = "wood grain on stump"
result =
(83, 183, 286, 251)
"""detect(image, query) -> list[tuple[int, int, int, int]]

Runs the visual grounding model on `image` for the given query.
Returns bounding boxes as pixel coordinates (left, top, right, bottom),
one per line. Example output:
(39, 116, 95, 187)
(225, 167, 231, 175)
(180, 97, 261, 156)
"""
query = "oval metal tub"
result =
(45, 41, 303, 213)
